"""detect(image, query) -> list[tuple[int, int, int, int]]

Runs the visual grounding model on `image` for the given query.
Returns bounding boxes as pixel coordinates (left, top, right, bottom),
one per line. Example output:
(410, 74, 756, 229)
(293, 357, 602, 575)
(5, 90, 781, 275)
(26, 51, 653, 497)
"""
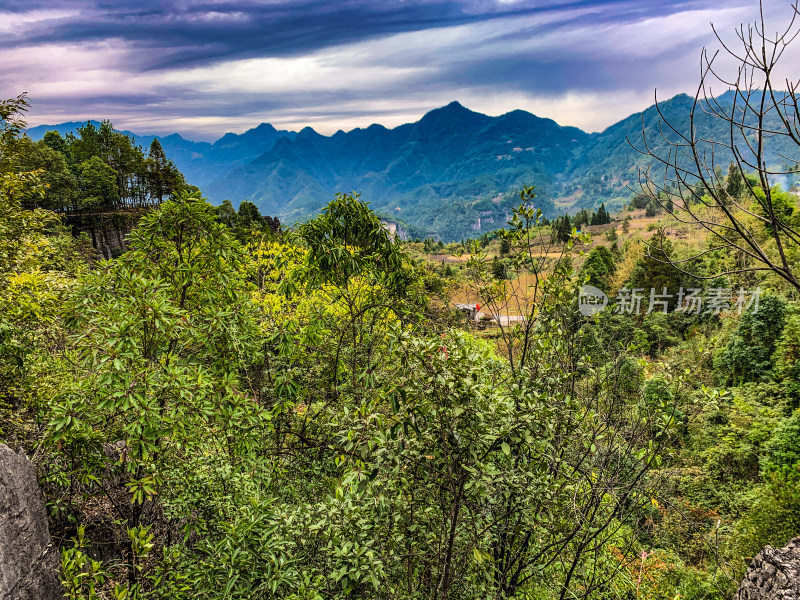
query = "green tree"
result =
(42, 130, 68, 154)
(629, 229, 685, 302)
(725, 161, 745, 202)
(48, 190, 268, 583)
(752, 184, 795, 236)
(490, 255, 506, 279)
(0, 94, 85, 447)
(77, 156, 118, 209)
(0, 94, 54, 270)
(68, 120, 152, 208)
(574, 209, 589, 229)
(216, 199, 238, 229)
(580, 245, 617, 293)
(716, 295, 787, 385)
(146, 138, 185, 203)
(553, 214, 572, 243)
(293, 193, 408, 292)
(238, 200, 263, 228)
(763, 410, 800, 471)
(16, 139, 77, 210)
(774, 311, 800, 397)
(591, 202, 610, 225)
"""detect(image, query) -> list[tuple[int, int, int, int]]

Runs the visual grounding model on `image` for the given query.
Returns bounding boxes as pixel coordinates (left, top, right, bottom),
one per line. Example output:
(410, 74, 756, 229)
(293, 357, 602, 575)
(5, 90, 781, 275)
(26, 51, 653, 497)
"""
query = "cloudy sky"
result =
(1, 0, 797, 140)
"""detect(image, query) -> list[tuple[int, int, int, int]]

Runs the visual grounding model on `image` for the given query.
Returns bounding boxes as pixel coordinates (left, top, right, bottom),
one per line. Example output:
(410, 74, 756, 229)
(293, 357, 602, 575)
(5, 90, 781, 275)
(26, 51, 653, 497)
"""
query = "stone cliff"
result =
(736, 537, 800, 599)
(0, 444, 61, 600)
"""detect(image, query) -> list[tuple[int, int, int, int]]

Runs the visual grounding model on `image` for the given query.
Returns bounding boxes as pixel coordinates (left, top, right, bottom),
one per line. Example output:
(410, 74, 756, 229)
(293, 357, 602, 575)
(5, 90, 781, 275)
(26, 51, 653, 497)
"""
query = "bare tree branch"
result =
(628, 1, 800, 292)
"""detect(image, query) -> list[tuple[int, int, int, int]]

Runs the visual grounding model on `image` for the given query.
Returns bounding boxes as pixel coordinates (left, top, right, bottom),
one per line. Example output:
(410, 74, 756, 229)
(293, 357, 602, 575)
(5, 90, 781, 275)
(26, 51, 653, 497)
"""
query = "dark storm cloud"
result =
(4, 0, 733, 70)
(434, 44, 706, 95)
(5, 0, 778, 138)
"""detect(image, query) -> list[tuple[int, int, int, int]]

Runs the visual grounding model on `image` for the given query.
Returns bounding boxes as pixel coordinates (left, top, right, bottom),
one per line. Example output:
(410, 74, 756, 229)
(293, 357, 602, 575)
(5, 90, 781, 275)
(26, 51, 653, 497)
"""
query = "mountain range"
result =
(27, 93, 799, 241)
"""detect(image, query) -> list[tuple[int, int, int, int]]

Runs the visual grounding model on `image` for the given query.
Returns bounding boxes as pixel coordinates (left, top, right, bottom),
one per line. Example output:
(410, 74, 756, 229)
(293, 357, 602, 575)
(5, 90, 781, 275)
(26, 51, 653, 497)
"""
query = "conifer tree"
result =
(725, 161, 745, 203)
(554, 214, 572, 243)
(596, 202, 609, 225)
(147, 138, 184, 203)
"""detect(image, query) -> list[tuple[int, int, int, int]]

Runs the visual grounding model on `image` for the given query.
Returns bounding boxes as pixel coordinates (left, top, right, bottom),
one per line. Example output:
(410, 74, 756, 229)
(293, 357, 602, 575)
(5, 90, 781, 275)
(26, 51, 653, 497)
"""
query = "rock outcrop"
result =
(264, 215, 281, 235)
(0, 444, 62, 600)
(65, 211, 144, 260)
(66, 209, 282, 260)
(735, 537, 800, 599)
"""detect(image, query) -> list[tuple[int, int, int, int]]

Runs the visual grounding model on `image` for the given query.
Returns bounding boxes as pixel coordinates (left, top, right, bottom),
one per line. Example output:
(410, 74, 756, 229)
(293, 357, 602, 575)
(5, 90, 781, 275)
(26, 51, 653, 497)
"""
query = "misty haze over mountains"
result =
(27, 93, 799, 241)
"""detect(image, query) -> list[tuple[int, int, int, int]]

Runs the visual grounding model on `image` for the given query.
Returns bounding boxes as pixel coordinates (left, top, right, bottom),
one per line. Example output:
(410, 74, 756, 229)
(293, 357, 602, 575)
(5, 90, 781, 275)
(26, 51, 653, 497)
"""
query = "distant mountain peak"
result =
(212, 121, 292, 149)
(443, 100, 465, 109)
(253, 122, 278, 133)
(296, 126, 322, 139)
(417, 101, 489, 132)
(161, 132, 186, 141)
(422, 100, 472, 118)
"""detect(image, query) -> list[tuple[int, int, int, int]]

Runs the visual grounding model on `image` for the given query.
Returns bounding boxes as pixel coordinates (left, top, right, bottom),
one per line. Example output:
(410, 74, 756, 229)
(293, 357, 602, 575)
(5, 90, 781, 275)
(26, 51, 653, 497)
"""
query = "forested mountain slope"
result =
(204, 101, 585, 239)
(568, 91, 800, 194)
(29, 93, 800, 240)
(27, 120, 297, 189)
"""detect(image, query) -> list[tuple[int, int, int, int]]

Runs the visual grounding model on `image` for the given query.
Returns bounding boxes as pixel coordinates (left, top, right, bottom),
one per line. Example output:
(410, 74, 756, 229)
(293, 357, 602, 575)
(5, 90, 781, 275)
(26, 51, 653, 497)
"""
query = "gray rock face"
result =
(736, 537, 800, 599)
(86, 221, 131, 260)
(64, 212, 141, 260)
(0, 444, 62, 600)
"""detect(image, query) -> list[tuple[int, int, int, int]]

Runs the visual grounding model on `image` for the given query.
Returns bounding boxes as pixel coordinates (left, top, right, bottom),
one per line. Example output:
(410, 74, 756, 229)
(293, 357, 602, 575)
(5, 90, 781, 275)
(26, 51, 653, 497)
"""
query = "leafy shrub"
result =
(172, 502, 300, 600)
(774, 310, 800, 404)
(580, 245, 616, 293)
(763, 409, 800, 472)
(715, 295, 787, 384)
(731, 465, 800, 568)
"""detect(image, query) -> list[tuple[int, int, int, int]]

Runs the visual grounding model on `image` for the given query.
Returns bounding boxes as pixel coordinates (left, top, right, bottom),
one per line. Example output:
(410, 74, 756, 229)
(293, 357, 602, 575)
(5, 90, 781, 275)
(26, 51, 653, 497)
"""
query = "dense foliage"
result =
(18, 111, 185, 213)
(3, 89, 800, 600)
